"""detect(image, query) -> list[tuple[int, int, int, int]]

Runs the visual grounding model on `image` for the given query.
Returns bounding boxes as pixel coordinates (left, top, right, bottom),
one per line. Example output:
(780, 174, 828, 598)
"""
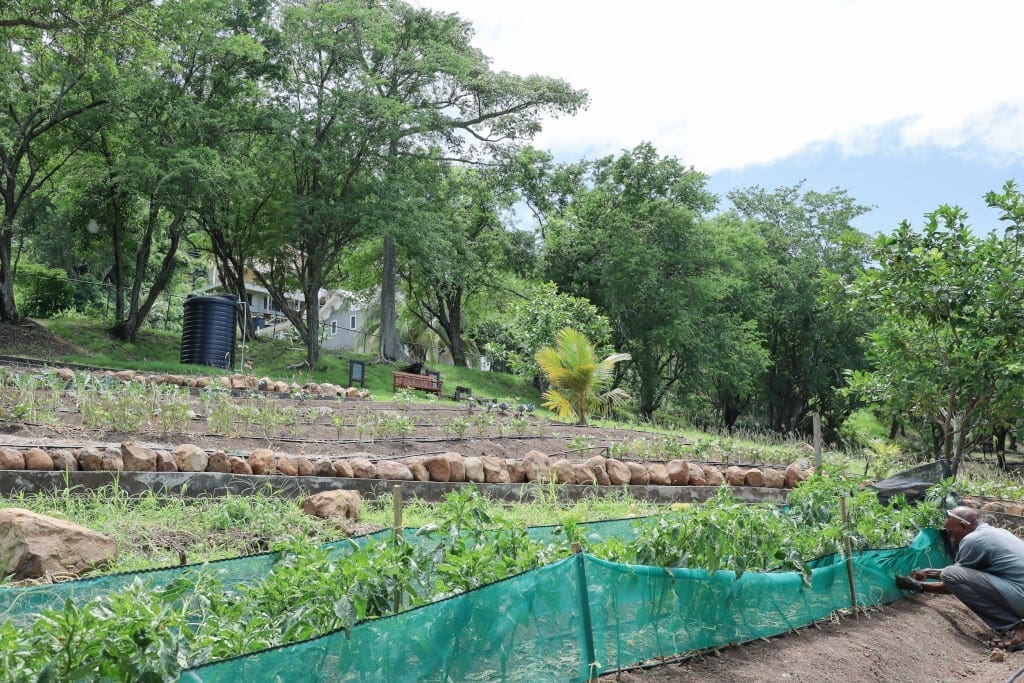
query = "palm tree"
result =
(534, 328, 631, 426)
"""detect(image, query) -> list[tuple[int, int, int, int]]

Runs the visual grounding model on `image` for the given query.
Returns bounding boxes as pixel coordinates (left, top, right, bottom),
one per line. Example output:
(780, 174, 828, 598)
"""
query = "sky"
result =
(416, 0, 1024, 234)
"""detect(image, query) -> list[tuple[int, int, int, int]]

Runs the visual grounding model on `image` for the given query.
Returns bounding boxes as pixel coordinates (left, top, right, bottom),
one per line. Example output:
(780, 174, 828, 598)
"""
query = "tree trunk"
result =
(995, 427, 1008, 470)
(380, 235, 406, 361)
(304, 283, 321, 369)
(111, 226, 181, 342)
(0, 221, 18, 323)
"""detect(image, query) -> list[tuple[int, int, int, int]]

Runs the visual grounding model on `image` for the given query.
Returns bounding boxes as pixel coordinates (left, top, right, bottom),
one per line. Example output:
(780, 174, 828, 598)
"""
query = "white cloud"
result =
(416, 0, 1024, 172)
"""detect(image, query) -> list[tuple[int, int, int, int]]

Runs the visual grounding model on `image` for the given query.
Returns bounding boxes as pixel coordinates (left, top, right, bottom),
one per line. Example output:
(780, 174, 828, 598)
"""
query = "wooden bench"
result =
(392, 371, 443, 398)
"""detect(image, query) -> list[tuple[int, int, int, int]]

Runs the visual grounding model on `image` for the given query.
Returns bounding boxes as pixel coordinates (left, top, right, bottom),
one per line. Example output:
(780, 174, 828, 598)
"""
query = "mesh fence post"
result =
(572, 543, 598, 680)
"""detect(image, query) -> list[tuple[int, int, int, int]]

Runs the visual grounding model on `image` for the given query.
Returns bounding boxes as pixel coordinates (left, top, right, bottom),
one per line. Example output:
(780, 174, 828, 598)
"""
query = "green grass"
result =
(0, 483, 656, 578)
(39, 318, 543, 405)
(0, 483, 343, 574)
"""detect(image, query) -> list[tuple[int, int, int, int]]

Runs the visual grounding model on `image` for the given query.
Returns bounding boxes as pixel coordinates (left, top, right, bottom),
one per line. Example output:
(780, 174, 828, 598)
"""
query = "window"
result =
(350, 314, 357, 330)
(331, 321, 337, 335)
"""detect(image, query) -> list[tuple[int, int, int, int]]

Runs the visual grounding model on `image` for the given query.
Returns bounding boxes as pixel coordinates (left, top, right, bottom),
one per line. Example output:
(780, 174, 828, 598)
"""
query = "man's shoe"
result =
(894, 574, 924, 593)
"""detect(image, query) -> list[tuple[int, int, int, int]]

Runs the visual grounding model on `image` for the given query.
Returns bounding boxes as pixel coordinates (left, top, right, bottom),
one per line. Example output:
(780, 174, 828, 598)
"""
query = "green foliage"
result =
(543, 144, 764, 420)
(535, 327, 631, 426)
(727, 183, 874, 438)
(478, 281, 613, 380)
(851, 183, 1024, 471)
(0, 477, 947, 679)
(14, 263, 76, 318)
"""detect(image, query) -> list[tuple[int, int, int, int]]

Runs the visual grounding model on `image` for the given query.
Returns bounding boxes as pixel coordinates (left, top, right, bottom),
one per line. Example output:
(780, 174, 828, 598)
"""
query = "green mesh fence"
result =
(180, 557, 588, 683)
(0, 516, 649, 627)
(179, 529, 949, 682)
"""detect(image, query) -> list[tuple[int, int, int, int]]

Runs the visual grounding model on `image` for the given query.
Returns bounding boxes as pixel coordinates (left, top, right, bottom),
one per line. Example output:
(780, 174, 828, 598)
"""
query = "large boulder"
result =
(276, 457, 298, 477)
(121, 443, 157, 472)
(745, 468, 764, 487)
(349, 457, 376, 479)
(405, 456, 429, 482)
(23, 448, 53, 471)
(51, 451, 78, 472)
(443, 452, 466, 482)
(762, 468, 785, 488)
(424, 455, 451, 482)
(0, 508, 117, 580)
(302, 490, 361, 521)
(647, 463, 671, 486)
(551, 459, 575, 484)
(666, 460, 690, 486)
(333, 460, 355, 478)
(101, 449, 124, 472)
(606, 459, 631, 486)
(206, 451, 232, 474)
(156, 451, 177, 472)
(293, 457, 315, 477)
(522, 451, 552, 482)
(702, 465, 724, 486)
(76, 446, 104, 471)
(625, 461, 650, 486)
(248, 448, 276, 475)
(585, 456, 611, 486)
(463, 457, 485, 483)
(229, 456, 253, 476)
(505, 459, 527, 483)
(573, 464, 597, 485)
(686, 462, 707, 486)
(481, 456, 510, 484)
(723, 466, 747, 487)
(172, 444, 208, 473)
(784, 463, 803, 488)
(376, 461, 414, 481)
(313, 459, 335, 477)
(0, 447, 25, 470)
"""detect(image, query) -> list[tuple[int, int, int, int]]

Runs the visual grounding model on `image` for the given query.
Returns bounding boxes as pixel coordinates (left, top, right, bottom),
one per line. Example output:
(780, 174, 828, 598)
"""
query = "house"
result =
(201, 264, 371, 350)
(318, 289, 372, 352)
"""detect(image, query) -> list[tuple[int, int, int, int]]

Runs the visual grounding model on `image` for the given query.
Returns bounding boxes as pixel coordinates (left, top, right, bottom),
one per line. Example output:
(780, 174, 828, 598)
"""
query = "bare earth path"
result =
(601, 594, 1023, 682)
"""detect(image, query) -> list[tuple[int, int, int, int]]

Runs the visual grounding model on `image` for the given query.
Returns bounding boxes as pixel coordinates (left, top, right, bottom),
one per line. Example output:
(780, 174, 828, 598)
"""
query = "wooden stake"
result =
(393, 484, 404, 535)
(840, 496, 858, 617)
(813, 411, 822, 470)
(393, 484, 403, 613)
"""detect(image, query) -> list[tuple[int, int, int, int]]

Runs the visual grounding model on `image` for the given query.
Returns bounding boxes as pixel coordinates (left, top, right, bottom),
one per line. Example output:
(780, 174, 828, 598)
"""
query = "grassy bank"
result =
(39, 318, 541, 405)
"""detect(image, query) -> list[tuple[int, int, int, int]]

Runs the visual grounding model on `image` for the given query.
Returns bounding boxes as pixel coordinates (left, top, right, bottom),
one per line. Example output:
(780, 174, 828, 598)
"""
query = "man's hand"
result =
(895, 574, 924, 592)
(911, 569, 941, 581)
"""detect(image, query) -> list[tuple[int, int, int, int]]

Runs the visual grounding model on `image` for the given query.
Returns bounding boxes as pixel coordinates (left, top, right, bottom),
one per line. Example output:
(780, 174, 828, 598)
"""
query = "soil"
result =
(5, 346, 1021, 682)
(0, 320, 82, 359)
(599, 594, 1024, 682)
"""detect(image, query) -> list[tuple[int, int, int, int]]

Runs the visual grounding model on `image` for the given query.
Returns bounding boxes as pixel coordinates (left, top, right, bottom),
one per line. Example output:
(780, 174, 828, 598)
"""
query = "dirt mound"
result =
(0, 320, 81, 359)
(601, 594, 1023, 682)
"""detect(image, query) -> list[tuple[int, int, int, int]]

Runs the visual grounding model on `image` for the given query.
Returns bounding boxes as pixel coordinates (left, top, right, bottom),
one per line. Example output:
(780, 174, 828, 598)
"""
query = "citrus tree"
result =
(534, 327, 631, 426)
(851, 183, 1024, 473)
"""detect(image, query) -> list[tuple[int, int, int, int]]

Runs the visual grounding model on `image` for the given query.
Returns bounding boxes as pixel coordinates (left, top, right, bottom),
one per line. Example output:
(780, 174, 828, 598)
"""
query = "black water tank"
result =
(180, 295, 237, 369)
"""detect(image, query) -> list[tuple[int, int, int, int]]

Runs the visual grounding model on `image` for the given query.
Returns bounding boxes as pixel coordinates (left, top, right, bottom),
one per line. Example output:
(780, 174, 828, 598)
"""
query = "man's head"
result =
(944, 506, 980, 542)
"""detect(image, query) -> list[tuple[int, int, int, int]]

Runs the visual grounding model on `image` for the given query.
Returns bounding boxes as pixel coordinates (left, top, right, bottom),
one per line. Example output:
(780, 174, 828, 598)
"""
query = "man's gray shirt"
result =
(956, 522, 1024, 617)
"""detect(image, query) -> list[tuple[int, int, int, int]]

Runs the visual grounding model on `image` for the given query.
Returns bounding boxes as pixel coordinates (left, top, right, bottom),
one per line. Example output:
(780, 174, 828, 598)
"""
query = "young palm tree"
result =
(534, 327, 631, 426)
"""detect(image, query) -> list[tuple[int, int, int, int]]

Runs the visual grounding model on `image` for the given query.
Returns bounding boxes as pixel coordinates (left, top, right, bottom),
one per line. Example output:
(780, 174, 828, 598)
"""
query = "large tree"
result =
(852, 183, 1024, 472)
(0, 1, 135, 322)
(399, 164, 529, 367)
(728, 183, 874, 437)
(344, 0, 586, 362)
(543, 143, 762, 418)
(252, 0, 585, 368)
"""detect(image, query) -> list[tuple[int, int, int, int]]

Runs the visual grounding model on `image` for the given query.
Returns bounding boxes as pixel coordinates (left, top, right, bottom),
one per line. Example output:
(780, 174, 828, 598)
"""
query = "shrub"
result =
(15, 263, 75, 318)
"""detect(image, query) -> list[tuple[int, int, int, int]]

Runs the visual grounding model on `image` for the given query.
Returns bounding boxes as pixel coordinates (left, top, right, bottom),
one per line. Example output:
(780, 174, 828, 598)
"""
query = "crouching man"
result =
(898, 506, 1024, 650)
